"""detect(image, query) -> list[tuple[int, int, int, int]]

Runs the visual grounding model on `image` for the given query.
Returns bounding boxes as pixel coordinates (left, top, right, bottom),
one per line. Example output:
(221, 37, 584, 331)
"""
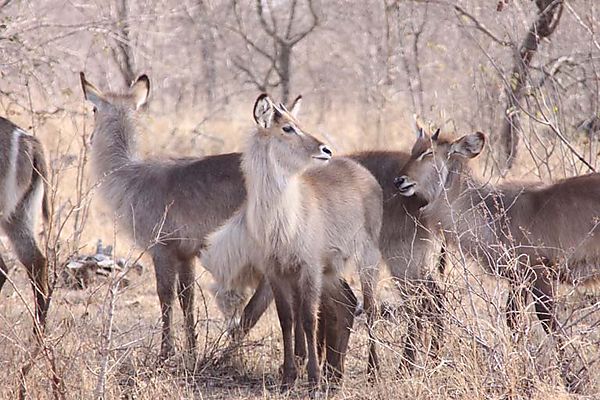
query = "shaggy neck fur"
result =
(241, 133, 302, 249)
(91, 106, 137, 177)
(91, 105, 139, 208)
(426, 160, 494, 217)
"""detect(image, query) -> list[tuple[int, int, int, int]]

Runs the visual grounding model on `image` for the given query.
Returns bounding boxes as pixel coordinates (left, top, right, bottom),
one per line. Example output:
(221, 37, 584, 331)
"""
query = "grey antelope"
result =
(0, 117, 50, 330)
(202, 94, 383, 389)
(80, 73, 360, 364)
(80, 72, 261, 358)
(395, 130, 600, 343)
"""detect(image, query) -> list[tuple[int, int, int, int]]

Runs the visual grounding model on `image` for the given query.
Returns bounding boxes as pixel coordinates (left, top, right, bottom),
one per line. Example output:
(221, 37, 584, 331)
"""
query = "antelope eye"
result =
(282, 125, 295, 134)
(92, 106, 98, 114)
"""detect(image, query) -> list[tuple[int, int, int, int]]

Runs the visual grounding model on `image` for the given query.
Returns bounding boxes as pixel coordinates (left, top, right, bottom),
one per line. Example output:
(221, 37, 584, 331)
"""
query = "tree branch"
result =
(284, 0, 298, 40)
(290, 0, 319, 45)
(452, 3, 511, 47)
(232, 0, 277, 63)
(499, 0, 564, 171)
(256, 0, 281, 42)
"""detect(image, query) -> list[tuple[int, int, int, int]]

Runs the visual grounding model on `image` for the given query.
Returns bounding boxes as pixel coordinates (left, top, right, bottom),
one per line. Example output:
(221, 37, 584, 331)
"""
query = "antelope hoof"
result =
(159, 343, 175, 362)
(324, 364, 343, 386)
(280, 367, 298, 392)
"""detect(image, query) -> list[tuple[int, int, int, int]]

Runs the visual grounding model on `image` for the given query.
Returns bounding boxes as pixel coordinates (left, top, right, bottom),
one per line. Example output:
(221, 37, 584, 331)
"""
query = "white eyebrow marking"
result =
(416, 149, 432, 161)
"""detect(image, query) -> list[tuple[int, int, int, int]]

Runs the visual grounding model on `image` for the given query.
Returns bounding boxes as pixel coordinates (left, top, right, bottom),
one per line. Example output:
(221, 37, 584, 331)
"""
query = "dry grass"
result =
(0, 105, 599, 399)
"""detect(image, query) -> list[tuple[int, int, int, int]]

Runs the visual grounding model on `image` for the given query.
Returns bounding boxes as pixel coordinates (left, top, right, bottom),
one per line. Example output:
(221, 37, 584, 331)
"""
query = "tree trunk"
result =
(279, 44, 291, 104)
(498, 0, 563, 171)
(112, 0, 136, 87)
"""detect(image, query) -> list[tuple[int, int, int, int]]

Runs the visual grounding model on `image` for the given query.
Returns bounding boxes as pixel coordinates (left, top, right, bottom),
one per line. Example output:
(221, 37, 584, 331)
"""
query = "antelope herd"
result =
(0, 72, 598, 392)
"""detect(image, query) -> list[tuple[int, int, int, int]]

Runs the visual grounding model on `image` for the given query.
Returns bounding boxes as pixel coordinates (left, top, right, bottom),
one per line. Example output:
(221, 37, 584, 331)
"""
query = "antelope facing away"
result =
(79, 73, 354, 361)
(0, 117, 50, 331)
(80, 73, 263, 358)
(394, 130, 600, 345)
(202, 94, 383, 389)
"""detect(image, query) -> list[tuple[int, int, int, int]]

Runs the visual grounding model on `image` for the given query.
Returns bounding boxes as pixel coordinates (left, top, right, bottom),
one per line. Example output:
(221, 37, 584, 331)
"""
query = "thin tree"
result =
(232, 0, 319, 103)
(499, 0, 564, 170)
(111, 0, 136, 86)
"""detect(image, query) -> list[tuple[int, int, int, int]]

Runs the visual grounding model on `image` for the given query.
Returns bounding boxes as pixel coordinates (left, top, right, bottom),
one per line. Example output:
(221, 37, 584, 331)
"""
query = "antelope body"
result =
(0, 117, 49, 329)
(395, 130, 600, 336)
(79, 71, 443, 371)
(202, 94, 383, 388)
(231, 150, 446, 371)
(351, 151, 444, 366)
(80, 73, 266, 357)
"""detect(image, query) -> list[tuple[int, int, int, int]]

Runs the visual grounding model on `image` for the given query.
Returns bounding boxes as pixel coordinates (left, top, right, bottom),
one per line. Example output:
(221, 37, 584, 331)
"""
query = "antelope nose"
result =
(320, 145, 332, 159)
(393, 176, 406, 189)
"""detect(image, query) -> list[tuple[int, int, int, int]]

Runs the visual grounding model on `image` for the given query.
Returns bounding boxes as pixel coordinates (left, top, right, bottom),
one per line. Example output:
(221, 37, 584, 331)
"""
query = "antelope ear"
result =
(288, 95, 302, 118)
(80, 72, 104, 108)
(414, 114, 428, 138)
(131, 75, 150, 110)
(253, 93, 275, 128)
(449, 132, 485, 158)
(431, 128, 440, 141)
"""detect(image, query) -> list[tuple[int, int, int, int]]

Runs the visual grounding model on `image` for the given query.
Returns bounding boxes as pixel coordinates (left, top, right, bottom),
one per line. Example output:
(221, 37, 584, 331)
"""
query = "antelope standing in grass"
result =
(79, 73, 355, 362)
(394, 129, 600, 383)
(239, 149, 446, 373)
(350, 150, 445, 369)
(81, 72, 255, 358)
(202, 94, 383, 389)
(0, 117, 50, 331)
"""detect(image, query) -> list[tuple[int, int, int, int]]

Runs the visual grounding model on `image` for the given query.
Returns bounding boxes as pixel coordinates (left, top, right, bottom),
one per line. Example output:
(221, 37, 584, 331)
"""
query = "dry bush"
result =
(1, 0, 599, 398)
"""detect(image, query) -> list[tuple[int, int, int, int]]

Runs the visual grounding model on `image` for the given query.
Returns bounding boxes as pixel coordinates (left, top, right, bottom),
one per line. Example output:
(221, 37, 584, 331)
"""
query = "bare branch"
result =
(111, 0, 136, 86)
(410, 0, 510, 46)
(284, 0, 299, 40)
(452, 3, 511, 47)
(232, 0, 277, 63)
(499, 0, 564, 171)
(289, 0, 319, 45)
(256, 0, 281, 42)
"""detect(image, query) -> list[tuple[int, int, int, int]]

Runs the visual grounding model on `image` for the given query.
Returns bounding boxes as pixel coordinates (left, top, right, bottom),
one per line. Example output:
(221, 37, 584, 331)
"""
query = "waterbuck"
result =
(350, 150, 444, 369)
(394, 130, 600, 342)
(237, 149, 446, 373)
(80, 73, 362, 366)
(0, 117, 50, 331)
(80, 72, 266, 358)
(202, 94, 383, 389)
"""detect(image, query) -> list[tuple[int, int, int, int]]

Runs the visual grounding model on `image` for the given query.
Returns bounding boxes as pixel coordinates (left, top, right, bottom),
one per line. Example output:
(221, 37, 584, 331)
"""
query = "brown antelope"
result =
(394, 129, 600, 344)
(80, 73, 356, 363)
(0, 117, 50, 331)
(80, 72, 258, 358)
(240, 149, 446, 373)
(202, 94, 383, 389)
(350, 150, 445, 369)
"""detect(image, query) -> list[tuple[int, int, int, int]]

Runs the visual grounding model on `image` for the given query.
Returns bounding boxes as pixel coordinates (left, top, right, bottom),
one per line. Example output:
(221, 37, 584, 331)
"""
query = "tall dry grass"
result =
(0, 97, 598, 399)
